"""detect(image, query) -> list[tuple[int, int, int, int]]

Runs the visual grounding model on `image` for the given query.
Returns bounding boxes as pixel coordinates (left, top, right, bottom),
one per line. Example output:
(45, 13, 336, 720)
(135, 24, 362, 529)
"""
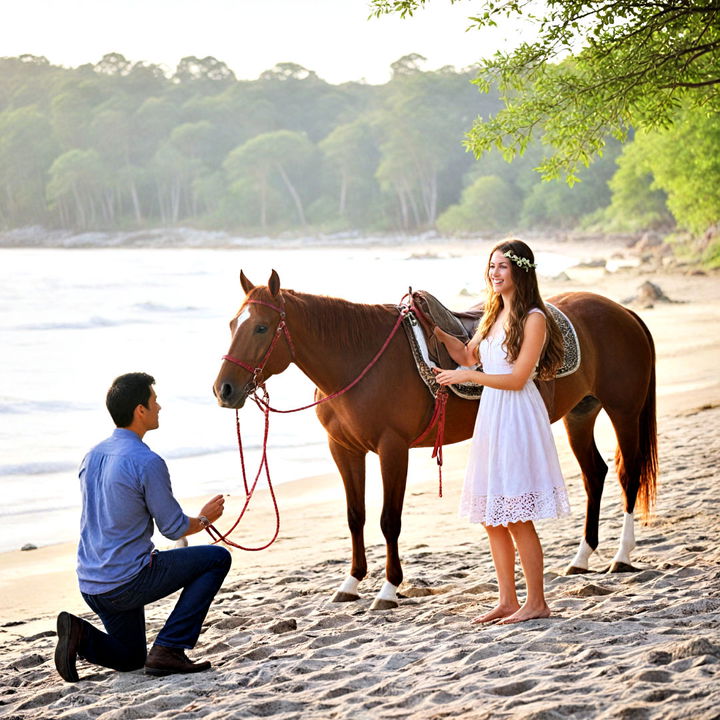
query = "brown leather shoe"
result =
(144, 644, 211, 676)
(55, 612, 83, 682)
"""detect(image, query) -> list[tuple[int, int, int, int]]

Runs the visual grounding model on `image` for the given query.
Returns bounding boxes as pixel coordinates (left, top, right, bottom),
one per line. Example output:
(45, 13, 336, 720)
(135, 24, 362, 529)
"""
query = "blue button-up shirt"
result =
(76, 428, 190, 594)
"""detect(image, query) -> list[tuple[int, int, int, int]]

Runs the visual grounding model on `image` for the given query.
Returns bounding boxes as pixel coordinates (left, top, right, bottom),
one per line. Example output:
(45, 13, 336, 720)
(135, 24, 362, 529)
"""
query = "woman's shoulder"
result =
(527, 307, 546, 318)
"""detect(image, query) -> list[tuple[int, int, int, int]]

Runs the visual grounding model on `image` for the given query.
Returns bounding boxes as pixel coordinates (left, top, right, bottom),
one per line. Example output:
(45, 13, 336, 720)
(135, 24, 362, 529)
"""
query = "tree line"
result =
(0, 51, 717, 246)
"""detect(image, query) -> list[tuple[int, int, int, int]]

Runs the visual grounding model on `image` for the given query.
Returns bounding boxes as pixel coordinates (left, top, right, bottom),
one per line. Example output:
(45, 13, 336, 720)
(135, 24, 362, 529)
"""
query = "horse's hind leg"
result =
(563, 396, 607, 574)
(370, 438, 409, 611)
(603, 409, 643, 573)
(328, 439, 368, 602)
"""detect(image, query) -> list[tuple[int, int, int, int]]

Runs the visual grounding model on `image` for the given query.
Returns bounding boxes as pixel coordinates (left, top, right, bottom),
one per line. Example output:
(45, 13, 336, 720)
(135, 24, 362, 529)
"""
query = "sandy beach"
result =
(1, 238, 719, 719)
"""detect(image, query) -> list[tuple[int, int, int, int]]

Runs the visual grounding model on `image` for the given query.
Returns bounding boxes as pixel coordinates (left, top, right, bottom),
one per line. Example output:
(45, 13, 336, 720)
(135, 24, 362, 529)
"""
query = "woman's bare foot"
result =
(497, 603, 551, 625)
(471, 603, 520, 624)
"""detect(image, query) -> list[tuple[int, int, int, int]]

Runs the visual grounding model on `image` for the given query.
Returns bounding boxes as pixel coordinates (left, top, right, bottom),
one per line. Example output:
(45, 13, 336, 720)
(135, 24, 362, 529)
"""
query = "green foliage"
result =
(437, 175, 519, 232)
(640, 108, 720, 235)
(373, 60, 490, 229)
(605, 139, 672, 231)
(606, 106, 720, 234)
(520, 142, 620, 228)
(0, 105, 58, 225)
(319, 121, 380, 224)
(520, 181, 582, 229)
(224, 130, 316, 228)
(703, 239, 720, 269)
(173, 56, 236, 86)
(372, 0, 720, 185)
(0, 43, 714, 236)
(46, 148, 106, 227)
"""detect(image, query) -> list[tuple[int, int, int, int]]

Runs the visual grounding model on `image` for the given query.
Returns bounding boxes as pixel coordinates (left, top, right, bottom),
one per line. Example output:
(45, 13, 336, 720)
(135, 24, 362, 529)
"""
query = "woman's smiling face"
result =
(488, 250, 515, 296)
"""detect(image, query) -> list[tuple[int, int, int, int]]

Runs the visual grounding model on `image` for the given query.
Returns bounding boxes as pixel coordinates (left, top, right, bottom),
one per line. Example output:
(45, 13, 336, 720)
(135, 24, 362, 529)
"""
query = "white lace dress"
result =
(459, 309, 570, 526)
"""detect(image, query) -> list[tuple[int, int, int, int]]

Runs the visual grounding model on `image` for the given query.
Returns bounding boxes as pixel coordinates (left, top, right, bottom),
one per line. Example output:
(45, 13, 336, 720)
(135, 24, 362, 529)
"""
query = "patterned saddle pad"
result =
(401, 290, 581, 401)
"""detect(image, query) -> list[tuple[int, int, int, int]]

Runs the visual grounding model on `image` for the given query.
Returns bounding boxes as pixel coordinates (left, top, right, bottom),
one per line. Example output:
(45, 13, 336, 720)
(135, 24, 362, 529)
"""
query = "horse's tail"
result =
(618, 309, 658, 520)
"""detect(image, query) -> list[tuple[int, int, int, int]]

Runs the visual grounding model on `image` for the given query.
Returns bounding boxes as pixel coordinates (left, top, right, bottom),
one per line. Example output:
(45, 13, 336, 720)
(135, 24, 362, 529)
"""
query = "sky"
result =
(1, 0, 536, 84)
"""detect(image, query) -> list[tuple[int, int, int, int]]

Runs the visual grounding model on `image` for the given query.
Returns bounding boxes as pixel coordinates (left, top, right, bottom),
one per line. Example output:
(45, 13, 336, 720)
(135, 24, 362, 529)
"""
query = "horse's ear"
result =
(268, 269, 281, 297)
(240, 270, 255, 295)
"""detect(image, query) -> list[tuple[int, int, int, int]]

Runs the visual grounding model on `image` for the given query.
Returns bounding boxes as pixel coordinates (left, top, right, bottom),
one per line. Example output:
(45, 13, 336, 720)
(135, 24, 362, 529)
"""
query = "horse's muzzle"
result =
(213, 379, 252, 409)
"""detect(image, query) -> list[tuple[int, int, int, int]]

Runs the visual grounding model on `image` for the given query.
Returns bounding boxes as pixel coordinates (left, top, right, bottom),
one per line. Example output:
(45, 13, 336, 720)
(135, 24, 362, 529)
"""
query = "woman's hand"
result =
(433, 367, 474, 386)
(432, 328, 479, 367)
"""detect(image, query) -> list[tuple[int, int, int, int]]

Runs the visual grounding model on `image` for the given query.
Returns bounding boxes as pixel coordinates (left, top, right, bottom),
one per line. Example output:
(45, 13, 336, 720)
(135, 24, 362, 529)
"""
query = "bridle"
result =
(222, 295, 296, 392)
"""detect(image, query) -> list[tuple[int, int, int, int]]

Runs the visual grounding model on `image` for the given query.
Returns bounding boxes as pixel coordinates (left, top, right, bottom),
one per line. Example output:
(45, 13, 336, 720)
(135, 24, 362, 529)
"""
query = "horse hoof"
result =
(331, 591, 361, 603)
(370, 598, 398, 611)
(565, 565, 591, 575)
(606, 562, 640, 573)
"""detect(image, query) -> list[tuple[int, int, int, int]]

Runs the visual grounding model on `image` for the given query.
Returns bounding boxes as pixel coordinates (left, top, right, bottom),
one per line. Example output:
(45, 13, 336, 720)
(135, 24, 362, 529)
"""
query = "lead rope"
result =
(205, 387, 280, 551)
(410, 386, 448, 497)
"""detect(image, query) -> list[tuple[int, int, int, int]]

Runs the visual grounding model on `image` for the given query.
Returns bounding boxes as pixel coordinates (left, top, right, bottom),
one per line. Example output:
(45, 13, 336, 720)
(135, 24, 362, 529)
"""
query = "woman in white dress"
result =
(433, 239, 570, 625)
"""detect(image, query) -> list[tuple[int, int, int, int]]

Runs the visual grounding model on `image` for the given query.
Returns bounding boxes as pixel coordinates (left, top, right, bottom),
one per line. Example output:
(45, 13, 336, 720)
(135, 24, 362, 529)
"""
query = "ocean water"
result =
(0, 240, 577, 552)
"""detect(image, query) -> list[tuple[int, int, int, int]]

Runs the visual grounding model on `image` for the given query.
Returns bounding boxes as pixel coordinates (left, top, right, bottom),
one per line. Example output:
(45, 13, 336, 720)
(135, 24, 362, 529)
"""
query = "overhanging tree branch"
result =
(373, 0, 720, 180)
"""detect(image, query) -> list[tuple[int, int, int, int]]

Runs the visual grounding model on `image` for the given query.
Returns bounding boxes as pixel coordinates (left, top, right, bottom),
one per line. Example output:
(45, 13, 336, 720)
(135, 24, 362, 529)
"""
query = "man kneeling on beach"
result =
(55, 372, 232, 681)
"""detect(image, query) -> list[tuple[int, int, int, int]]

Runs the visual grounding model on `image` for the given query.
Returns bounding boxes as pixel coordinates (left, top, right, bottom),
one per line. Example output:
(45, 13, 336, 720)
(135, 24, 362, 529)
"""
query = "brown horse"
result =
(213, 270, 657, 609)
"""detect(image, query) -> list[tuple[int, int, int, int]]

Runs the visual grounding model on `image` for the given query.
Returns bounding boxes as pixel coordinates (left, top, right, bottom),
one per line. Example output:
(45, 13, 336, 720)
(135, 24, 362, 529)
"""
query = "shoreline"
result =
(0, 226, 659, 253)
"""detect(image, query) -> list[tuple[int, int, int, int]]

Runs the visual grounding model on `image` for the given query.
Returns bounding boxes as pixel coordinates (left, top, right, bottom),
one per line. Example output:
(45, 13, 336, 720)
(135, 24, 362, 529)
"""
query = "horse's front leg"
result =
(328, 438, 368, 602)
(370, 438, 409, 611)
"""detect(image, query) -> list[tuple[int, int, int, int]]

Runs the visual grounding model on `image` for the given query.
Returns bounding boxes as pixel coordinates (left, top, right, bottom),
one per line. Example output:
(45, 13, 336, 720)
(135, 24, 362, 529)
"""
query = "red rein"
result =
(208, 296, 449, 550)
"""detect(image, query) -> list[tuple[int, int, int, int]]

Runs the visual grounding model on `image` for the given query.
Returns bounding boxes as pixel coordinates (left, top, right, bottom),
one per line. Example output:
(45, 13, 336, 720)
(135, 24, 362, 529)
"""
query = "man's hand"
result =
(200, 494, 225, 524)
(184, 494, 227, 537)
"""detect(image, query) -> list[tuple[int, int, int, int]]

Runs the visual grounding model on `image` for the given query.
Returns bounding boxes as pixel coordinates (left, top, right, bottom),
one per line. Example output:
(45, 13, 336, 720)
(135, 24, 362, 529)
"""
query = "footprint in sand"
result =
(643, 688, 678, 703)
(9, 652, 46, 670)
(566, 583, 614, 597)
(636, 669, 674, 683)
(308, 629, 362, 649)
(489, 678, 539, 696)
(16, 690, 64, 711)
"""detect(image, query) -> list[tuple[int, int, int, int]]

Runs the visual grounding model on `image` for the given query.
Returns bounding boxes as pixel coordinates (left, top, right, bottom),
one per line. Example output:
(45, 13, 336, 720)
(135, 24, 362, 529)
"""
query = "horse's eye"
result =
(255, 324, 268, 334)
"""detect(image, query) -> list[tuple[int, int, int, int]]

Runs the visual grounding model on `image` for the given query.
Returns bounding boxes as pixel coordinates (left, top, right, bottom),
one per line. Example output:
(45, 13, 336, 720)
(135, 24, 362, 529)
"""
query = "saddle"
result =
(411, 291, 484, 369)
(401, 290, 581, 412)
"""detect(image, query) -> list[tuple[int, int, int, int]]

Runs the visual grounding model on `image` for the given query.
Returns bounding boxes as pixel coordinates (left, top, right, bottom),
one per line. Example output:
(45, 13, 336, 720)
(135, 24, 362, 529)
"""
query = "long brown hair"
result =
(474, 239, 563, 380)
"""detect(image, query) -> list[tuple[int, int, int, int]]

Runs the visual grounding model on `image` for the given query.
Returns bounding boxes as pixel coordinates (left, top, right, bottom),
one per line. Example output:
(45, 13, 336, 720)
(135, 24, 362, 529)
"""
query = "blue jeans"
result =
(79, 545, 231, 672)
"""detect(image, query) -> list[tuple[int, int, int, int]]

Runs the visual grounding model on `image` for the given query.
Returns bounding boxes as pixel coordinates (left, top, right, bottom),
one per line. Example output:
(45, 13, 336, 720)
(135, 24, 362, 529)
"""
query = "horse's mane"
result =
(282, 289, 396, 348)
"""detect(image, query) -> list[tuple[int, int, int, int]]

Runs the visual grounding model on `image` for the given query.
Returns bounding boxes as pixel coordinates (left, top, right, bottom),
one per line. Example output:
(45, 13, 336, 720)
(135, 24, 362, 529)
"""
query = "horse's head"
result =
(213, 269, 294, 408)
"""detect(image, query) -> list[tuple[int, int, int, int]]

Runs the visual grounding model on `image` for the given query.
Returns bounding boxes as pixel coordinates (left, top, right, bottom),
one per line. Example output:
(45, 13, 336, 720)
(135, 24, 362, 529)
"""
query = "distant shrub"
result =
(437, 175, 519, 233)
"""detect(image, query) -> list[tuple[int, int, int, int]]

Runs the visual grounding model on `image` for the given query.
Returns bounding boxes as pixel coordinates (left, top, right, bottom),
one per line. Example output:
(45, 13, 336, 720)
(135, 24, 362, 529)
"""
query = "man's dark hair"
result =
(106, 372, 155, 427)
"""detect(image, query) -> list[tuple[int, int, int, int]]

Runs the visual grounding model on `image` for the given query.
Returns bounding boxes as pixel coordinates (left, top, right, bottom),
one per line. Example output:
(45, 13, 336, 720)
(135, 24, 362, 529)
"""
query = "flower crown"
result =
(504, 250, 536, 272)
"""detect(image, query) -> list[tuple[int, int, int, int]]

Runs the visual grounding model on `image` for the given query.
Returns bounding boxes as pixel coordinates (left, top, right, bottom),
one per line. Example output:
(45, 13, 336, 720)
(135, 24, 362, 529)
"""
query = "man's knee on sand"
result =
(211, 546, 232, 574)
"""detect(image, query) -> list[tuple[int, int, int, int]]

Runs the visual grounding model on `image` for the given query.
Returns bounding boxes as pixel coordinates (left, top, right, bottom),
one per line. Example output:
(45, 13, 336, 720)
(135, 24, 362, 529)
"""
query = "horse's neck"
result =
(285, 292, 393, 394)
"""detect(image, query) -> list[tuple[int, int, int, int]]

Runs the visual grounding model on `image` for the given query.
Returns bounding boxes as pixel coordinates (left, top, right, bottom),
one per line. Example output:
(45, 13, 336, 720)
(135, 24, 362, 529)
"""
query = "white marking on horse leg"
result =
(570, 539, 594, 570)
(376, 581, 399, 603)
(331, 575, 362, 603)
(337, 575, 360, 596)
(369, 580, 400, 610)
(612, 512, 636, 566)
